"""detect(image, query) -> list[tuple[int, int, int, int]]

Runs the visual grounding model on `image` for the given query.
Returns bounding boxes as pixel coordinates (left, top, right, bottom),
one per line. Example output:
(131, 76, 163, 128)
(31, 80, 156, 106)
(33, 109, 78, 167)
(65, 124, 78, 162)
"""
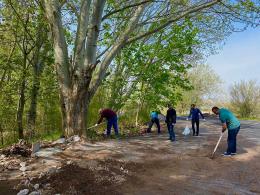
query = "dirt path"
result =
(1, 119, 260, 194)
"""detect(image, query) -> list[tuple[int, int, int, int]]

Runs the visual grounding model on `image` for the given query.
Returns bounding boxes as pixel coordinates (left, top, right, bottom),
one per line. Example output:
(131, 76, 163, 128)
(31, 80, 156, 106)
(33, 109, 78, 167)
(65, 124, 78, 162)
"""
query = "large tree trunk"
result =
(0, 124, 3, 146)
(17, 76, 26, 139)
(62, 90, 89, 137)
(43, 0, 145, 137)
(27, 71, 40, 136)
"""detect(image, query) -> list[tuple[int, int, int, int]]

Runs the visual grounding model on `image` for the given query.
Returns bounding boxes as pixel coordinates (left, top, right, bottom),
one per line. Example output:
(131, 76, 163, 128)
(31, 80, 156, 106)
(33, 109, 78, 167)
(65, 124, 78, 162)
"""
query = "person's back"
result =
(188, 104, 204, 136)
(100, 109, 117, 120)
(166, 108, 176, 124)
(150, 111, 158, 120)
(219, 108, 240, 130)
(147, 111, 160, 134)
(96, 108, 118, 136)
(190, 108, 203, 120)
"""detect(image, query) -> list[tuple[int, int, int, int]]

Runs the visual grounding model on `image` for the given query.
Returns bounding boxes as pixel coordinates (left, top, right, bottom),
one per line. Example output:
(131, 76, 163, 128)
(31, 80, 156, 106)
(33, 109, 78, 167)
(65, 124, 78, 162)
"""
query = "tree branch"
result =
(102, 0, 151, 21)
(84, 0, 106, 66)
(73, 0, 92, 70)
(126, 0, 221, 44)
(88, 3, 147, 98)
(43, 0, 71, 88)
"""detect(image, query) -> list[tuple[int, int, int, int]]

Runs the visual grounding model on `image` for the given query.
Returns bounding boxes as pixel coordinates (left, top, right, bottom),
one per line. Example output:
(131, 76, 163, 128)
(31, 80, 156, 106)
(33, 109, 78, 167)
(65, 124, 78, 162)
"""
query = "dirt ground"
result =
(1, 119, 260, 195)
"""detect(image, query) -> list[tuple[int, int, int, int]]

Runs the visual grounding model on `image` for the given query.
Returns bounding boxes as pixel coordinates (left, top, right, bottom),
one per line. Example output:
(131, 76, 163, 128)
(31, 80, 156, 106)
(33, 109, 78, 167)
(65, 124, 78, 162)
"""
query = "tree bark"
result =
(17, 73, 26, 139)
(0, 124, 3, 146)
(27, 70, 40, 136)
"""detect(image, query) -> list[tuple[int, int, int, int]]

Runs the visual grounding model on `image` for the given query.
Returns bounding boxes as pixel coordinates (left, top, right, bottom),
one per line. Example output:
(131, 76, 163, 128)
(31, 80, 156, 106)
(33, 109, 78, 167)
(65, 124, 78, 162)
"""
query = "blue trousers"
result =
(147, 118, 161, 133)
(167, 123, 175, 141)
(107, 116, 119, 136)
(227, 126, 240, 154)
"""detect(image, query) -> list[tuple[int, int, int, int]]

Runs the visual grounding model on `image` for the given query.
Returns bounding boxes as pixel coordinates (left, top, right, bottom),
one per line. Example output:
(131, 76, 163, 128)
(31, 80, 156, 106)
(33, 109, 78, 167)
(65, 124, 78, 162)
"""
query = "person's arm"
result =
(165, 110, 169, 123)
(97, 115, 104, 124)
(222, 123, 227, 132)
(199, 109, 204, 119)
(188, 109, 192, 119)
(220, 115, 227, 132)
(173, 109, 176, 124)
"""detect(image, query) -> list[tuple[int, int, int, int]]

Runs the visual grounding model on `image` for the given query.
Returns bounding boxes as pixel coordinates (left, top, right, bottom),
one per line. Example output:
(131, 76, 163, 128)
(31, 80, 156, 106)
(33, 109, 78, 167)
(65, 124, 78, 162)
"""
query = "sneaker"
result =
(231, 153, 237, 155)
(222, 152, 231, 156)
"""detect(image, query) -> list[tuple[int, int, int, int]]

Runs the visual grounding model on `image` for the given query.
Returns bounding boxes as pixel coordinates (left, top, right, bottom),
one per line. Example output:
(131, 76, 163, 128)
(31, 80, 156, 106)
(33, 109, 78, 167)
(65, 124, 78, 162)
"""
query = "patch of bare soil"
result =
(1, 120, 260, 195)
(32, 159, 142, 195)
(0, 180, 19, 195)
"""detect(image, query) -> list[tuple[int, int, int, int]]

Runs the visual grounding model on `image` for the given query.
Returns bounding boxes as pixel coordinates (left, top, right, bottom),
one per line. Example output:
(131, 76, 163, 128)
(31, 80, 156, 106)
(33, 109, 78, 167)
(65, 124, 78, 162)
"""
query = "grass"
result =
(238, 117, 260, 122)
(0, 123, 147, 149)
(0, 131, 62, 149)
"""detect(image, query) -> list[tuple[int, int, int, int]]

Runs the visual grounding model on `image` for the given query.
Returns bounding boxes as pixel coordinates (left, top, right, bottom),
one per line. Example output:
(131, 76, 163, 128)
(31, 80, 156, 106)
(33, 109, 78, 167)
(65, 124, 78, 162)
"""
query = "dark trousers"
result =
(227, 126, 240, 154)
(147, 118, 161, 133)
(107, 116, 119, 136)
(167, 123, 175, 141)
(192, 119, 200, 135)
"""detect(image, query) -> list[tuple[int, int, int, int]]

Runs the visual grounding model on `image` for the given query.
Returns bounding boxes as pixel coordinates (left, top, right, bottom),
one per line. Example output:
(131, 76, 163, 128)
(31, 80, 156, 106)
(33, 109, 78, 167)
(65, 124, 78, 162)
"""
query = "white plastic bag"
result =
(182, 125, 190, 136)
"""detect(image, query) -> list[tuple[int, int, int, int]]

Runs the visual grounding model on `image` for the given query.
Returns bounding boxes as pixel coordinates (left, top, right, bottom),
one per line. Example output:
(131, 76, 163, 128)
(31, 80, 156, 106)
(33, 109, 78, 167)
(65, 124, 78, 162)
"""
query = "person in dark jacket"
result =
(165, 104, 177, 141)
(147, 111, 161, 134)
(96, 108, 119, 136)
(187, 104, 205, 136)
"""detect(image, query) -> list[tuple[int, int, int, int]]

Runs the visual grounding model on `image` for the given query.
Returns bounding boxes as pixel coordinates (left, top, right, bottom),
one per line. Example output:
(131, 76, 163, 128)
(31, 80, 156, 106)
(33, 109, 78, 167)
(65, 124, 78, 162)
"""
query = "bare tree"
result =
(230, 80, 260, 118)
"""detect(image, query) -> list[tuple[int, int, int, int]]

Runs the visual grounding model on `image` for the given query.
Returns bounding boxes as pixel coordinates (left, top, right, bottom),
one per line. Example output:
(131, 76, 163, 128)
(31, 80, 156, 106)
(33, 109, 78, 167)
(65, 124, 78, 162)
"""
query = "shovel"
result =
(211, 132, 224, 159)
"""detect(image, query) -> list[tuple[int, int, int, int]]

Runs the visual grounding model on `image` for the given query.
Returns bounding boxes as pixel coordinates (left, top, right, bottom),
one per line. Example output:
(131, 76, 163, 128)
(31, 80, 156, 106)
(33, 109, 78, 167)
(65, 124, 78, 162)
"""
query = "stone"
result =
(34, 184, 40, 190)
(44, 183, 51, 188)
(29, 191, 40, 195)
(73, 135, 80, 142)
(24, 179, 30, 186)
(20, 162, 26, 167)
(66, 161, 72, 165)
(20, 166, 27, 172)
(38, 172, 45, 179)
(47, 167, 56, 174)
(17, 189, 29, 195)
(53, 138, 65, 144)
(31, 142, 40, 154)
(34, 148, 62, 157)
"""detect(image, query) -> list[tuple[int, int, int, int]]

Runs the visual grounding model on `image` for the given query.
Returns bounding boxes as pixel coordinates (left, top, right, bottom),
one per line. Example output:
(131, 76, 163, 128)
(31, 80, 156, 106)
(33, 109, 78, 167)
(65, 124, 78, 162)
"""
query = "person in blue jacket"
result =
(187, 104, 205, 136)
(147, 111, 161, 134)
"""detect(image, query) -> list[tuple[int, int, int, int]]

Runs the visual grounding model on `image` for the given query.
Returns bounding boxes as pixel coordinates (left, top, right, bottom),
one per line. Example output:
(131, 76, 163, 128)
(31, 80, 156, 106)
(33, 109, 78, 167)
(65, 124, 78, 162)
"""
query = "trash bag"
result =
(182, 125, 190, 136)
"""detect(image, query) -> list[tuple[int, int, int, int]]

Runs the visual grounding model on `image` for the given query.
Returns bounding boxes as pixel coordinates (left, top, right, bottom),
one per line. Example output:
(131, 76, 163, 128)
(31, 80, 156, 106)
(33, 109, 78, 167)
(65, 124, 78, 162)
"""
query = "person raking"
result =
(95, 108, 119, 136)
(147, 111, 161, 134)
(212, 106, 240, 156)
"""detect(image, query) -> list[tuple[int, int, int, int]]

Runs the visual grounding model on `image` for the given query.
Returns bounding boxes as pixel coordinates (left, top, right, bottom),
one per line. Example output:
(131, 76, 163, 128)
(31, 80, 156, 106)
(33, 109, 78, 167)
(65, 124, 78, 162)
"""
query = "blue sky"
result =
(206, 27, 260, 91)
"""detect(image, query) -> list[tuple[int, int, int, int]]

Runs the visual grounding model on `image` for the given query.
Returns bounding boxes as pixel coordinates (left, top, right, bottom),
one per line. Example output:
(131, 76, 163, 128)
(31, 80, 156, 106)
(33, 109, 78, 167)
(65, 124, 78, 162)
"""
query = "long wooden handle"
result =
(87, 122, 106, 130)
(212, 132, 224, 157)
